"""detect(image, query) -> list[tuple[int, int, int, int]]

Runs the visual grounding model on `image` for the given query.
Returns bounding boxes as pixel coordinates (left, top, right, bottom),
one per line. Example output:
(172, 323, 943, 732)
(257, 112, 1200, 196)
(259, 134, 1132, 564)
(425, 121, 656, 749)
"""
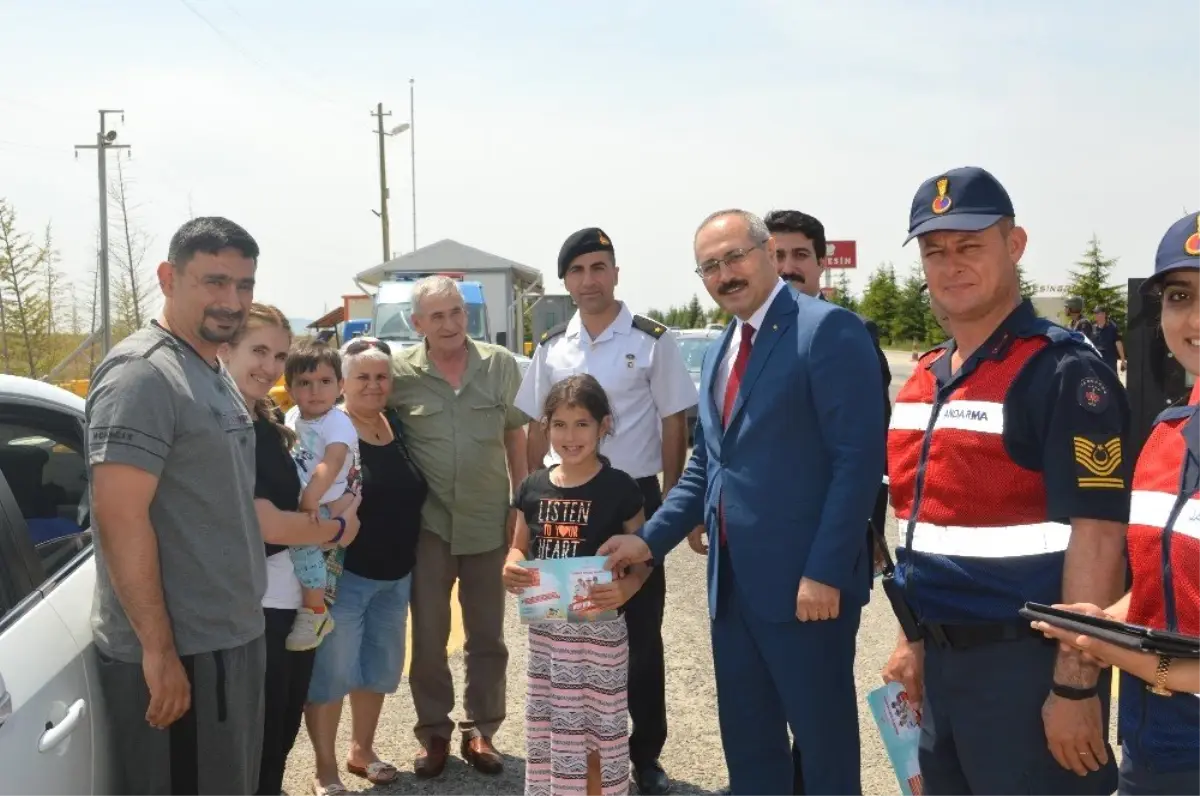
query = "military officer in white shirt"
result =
(516, 227, 698, 795)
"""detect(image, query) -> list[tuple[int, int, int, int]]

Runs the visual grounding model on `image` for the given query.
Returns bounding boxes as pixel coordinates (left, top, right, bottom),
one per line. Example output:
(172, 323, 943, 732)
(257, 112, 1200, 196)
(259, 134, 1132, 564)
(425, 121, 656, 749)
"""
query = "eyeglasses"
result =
(695, 243, 762, 280)
(342, 336, 392, 356)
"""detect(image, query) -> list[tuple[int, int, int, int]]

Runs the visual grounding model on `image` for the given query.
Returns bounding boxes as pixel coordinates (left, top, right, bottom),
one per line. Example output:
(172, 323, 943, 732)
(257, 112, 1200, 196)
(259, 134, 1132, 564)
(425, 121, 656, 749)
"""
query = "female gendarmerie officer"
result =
(1033, 211, 1200, 796)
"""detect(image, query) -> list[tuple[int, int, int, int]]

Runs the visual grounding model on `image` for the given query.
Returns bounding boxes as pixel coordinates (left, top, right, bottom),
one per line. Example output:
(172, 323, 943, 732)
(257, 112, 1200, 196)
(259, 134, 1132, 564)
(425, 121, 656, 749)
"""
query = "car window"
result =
(678, 338, 715, 373)
(0, 417, 89, 580)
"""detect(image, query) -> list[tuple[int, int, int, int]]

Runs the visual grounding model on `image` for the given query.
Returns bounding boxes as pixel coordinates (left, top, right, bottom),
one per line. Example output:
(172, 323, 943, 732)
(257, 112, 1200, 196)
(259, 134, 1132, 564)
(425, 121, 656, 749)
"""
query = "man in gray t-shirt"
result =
(87, 216, 266, 795)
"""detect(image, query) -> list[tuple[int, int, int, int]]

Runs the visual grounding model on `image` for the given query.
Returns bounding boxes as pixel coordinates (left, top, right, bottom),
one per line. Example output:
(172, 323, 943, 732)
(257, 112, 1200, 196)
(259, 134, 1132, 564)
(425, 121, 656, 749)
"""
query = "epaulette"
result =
(538, 322, 568, 345)
(631, 314, 667, 339)
(1153, 404, 1196, 426)
(1042, 322, 1098, 354)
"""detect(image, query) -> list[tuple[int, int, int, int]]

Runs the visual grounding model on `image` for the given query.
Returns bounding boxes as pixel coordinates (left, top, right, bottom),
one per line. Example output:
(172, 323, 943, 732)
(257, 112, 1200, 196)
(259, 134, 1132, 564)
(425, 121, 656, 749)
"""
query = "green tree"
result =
(0, 200, 53, 377)
(891, 264, 930, 346)
(859, 263, 900, 345)
(1067, 236, 1127, 331)
(832, 270, 859, 313)
(685, 294, 704, 328)
(1017, 262, 1037, 300)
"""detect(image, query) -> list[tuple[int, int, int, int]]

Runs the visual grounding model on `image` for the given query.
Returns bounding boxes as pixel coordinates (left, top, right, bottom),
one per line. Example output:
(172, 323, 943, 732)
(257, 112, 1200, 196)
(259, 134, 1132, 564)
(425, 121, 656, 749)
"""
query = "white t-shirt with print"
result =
(284, 405, 359, 505)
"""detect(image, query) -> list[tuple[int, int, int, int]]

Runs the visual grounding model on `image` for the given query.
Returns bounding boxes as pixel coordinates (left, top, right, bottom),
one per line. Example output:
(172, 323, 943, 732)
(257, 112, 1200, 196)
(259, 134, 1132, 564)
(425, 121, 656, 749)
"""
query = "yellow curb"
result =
(403, 582, 466, 676)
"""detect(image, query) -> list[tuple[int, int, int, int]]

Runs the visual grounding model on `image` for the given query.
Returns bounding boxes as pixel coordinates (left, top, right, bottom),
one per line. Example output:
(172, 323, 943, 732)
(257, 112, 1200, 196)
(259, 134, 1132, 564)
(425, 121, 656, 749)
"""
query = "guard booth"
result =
(1125, 277, 1194, 461)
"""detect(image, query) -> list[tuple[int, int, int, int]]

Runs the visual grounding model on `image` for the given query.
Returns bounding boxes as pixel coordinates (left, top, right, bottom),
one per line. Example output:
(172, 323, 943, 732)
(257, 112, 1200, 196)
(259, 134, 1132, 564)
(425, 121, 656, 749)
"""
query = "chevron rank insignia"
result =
(1073, 435, 1124, 489)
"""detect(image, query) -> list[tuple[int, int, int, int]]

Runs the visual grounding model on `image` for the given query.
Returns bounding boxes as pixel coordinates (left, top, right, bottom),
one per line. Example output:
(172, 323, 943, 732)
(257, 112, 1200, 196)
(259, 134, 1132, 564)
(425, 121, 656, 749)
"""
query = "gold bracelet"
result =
(1148, 654, 1172, 697)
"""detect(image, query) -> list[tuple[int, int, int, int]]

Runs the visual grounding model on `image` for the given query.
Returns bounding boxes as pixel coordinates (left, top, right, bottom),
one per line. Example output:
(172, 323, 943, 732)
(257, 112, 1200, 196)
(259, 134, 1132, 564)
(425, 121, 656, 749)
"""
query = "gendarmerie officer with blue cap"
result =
(881, 166, 1130, 794)
(515, 227, 698, 795)
(1033, 212, 1200, 796)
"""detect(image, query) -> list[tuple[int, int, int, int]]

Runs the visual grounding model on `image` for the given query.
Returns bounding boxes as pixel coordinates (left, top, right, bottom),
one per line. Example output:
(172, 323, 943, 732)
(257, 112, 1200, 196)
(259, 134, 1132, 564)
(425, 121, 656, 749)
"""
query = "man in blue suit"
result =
(599, 209, 886, 795)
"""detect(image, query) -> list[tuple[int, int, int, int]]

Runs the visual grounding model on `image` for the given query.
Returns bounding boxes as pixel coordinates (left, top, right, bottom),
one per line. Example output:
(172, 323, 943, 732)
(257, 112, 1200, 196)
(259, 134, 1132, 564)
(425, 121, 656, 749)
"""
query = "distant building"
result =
(530, 294, 576, 351)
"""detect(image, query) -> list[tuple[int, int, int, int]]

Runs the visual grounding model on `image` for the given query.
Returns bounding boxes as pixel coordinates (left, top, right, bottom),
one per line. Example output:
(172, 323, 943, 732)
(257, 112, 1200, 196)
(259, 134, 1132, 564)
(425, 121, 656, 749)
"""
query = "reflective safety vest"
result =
(888, 332, 1074, 622)
(1119, 380, 1199, 773)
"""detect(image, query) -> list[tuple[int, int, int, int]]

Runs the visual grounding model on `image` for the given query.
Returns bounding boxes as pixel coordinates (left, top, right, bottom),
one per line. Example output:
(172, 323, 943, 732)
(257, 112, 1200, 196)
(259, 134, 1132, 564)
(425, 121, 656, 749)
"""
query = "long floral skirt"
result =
(524, 618, 630, 796)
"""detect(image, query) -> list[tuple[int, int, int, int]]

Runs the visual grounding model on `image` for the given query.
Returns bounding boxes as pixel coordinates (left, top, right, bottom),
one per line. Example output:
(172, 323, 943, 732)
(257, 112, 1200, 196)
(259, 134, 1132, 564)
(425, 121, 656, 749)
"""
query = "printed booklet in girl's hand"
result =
(516, 556, 618, 623)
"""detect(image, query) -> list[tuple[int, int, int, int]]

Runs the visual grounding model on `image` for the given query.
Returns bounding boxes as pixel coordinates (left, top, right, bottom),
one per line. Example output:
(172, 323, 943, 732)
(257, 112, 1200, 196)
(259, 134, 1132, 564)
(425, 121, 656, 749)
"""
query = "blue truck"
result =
(370, 273, 491, 348)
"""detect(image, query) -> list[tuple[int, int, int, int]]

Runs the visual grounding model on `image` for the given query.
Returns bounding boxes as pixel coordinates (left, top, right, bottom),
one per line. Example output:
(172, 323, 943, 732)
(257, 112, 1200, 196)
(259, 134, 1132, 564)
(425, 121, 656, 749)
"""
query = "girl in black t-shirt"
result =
(503, 374, 648, 796)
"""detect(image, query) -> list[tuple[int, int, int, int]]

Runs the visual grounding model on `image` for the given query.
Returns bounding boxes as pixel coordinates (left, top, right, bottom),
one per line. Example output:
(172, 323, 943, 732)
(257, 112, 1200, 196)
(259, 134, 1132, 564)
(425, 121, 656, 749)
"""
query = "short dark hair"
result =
(285, 342, 343, 388)
(167, 216, 260, 269)
(763, 210, 827, 260)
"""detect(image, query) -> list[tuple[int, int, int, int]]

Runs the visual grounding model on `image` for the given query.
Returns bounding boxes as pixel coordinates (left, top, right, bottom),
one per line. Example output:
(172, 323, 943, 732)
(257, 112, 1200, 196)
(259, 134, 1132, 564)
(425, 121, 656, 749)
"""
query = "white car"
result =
(0, 375, 112, 794)
(674, 328, 725, 441)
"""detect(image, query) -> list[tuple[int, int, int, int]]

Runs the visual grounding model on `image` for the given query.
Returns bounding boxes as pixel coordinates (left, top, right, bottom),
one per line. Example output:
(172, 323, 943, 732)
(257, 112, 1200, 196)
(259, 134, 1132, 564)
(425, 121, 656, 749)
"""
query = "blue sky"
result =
(1, 0, 1197, 320)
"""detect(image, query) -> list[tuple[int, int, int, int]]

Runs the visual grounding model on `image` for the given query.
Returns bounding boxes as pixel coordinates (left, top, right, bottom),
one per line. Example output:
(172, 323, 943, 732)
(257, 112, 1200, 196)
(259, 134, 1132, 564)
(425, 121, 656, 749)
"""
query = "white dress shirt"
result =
(715, 278, 788, 417)
(515, 302, 699, 479)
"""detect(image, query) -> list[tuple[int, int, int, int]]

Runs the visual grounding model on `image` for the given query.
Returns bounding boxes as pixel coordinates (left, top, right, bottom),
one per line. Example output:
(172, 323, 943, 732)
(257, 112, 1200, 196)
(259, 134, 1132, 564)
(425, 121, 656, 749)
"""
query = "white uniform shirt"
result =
(515, 302, 699, 479)
(715, 277, 788, 416)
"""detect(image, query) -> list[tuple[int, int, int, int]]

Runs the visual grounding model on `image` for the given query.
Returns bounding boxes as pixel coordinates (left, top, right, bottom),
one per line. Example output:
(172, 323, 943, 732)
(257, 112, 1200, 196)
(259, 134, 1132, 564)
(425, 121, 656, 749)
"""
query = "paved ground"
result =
(282, 353, 1119, 794)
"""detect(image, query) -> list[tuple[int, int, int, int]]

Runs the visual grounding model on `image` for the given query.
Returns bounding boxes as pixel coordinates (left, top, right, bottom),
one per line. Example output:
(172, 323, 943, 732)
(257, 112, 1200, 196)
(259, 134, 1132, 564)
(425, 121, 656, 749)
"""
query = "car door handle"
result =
(38, 699, 86, 753)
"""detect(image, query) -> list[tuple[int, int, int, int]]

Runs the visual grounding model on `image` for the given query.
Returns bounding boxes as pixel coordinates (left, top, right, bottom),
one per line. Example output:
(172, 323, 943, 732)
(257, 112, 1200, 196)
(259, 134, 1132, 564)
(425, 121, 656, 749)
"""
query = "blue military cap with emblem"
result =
(905, 166, 1016, 244)
(1141, 211, 1200, 294)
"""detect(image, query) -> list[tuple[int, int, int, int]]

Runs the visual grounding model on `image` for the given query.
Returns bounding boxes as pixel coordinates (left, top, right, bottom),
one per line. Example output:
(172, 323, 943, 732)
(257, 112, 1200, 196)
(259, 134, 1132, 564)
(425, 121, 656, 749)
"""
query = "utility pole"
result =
(409, 78, 417, 251)
(371, 102, 393, 263)
(75, 109, 130, 357)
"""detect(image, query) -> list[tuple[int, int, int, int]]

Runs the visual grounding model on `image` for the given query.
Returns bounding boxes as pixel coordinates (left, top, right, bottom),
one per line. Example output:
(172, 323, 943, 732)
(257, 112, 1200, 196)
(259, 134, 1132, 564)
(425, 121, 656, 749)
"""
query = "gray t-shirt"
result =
(87, 322, 264, 661)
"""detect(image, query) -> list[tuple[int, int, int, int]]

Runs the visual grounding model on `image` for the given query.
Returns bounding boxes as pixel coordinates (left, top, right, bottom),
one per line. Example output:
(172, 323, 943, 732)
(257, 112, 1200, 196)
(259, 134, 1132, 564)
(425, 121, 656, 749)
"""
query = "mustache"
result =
(782, 271, 806, 285)
(717, 279, 749, 296)
(205, 309, 245, 324)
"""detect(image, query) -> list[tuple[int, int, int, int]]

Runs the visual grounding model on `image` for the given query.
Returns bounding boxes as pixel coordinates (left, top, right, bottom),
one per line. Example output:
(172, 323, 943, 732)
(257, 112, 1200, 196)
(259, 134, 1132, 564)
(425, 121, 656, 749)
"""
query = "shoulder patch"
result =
(631, 315, 667, 339)
(538, 322, 568, 345)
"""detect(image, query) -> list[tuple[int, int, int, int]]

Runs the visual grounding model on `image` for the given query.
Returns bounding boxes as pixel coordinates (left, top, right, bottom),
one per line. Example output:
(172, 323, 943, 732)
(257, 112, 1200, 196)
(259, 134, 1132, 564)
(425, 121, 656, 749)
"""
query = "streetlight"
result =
(372, 104, 411, 262)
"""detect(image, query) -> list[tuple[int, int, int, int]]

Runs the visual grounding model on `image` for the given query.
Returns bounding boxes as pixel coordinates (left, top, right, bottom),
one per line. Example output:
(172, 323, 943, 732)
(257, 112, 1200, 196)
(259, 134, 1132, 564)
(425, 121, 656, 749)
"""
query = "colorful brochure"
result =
(866, 681, 926, 795)
(516, 556, 618, 623)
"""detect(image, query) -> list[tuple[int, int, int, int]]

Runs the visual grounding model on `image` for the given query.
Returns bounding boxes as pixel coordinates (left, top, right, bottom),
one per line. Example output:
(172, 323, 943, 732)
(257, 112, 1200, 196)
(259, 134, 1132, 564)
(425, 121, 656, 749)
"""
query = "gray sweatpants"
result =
(96, 635, 267, 795)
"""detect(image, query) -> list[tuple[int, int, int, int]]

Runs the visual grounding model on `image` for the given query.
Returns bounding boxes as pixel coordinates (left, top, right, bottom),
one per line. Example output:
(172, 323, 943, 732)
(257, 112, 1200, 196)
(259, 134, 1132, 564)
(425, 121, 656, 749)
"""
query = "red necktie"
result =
(719, 323, 754, 545)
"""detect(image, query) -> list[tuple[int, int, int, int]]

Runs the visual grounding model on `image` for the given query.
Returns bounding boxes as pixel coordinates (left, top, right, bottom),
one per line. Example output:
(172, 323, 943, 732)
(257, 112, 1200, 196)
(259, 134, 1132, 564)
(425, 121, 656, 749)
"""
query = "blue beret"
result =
(905, 166, 1015, 244)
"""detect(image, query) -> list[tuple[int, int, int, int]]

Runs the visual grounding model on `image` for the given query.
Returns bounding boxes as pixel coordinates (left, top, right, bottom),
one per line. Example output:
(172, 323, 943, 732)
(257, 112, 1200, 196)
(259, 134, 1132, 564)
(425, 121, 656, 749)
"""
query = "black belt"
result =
(920, 621, 1043, 651)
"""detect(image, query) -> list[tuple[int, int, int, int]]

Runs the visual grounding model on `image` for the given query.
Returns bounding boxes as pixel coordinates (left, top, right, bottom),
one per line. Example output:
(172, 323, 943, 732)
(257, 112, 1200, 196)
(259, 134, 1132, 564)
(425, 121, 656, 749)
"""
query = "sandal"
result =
(346, 760, 400, 785)
(311, 781, 349, 796)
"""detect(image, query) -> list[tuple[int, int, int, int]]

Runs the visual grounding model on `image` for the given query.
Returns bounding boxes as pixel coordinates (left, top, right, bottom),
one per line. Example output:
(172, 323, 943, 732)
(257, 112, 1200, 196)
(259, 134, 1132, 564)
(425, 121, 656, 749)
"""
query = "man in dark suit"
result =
(600, 209, 886, 794)
(765, 209, 892, 793)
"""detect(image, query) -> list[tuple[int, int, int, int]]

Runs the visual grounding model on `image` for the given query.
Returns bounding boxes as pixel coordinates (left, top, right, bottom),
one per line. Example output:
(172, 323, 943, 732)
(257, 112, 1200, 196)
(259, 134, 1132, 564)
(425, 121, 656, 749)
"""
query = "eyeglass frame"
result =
(694, 240, 767, 281)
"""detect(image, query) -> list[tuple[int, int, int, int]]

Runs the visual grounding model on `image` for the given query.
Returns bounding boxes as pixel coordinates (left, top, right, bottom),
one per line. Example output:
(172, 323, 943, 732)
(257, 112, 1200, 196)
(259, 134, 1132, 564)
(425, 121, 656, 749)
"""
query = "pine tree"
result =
(891, 265, 930, 346)
(1067, 236, 1127, 332)
(832, 270, 858, 313)
(685, 294, 704, 328)
(1017, 262, 1037, 300)
(858, 263, 900, 344)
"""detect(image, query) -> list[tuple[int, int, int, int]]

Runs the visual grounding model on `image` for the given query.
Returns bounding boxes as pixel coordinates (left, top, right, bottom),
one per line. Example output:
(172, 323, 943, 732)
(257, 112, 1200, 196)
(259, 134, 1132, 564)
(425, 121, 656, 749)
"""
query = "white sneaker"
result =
(286, 608, 334, 651)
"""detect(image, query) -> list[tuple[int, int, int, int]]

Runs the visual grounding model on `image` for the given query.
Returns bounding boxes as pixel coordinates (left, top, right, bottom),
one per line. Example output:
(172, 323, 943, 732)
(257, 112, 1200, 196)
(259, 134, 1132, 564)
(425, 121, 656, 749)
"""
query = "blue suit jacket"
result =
(640, 286, 887, 622)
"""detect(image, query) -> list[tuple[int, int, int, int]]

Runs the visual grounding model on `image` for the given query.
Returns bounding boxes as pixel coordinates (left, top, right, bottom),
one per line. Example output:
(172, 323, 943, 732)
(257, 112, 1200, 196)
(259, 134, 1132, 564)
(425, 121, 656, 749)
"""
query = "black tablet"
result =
(1020, 602, 1200, 659)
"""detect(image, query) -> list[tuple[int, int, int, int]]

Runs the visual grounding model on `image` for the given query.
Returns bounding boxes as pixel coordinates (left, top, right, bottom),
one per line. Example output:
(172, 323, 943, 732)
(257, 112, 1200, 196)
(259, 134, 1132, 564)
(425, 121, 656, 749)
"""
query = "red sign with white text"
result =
(823, 240, 857, 269)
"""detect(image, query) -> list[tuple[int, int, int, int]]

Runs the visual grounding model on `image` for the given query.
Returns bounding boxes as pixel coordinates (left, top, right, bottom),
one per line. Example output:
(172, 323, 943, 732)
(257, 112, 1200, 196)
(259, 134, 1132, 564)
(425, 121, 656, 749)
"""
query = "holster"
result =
(871, 519, 924, 643)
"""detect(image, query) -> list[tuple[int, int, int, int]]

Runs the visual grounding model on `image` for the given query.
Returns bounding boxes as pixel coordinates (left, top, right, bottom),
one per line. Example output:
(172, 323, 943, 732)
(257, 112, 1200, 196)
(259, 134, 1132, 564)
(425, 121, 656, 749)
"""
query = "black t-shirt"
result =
(513, 462, 644, 560)
(253, 416, 302, 557)
(342, 414, 428, 581)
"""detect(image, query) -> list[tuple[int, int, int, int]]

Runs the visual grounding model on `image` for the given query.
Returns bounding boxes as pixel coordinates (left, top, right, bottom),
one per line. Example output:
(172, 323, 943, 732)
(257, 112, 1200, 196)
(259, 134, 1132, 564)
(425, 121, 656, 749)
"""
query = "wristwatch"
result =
(329, 516, 347, 545)
(1052, 683, 1098, 701)
(1149, 655, 1172, 696)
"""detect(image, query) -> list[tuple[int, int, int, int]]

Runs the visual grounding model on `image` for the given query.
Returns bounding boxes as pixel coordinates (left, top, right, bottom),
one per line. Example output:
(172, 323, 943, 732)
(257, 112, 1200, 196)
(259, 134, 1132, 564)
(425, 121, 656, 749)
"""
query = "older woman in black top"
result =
(218, 303, 362, 795)
(303, 337, 428, 795)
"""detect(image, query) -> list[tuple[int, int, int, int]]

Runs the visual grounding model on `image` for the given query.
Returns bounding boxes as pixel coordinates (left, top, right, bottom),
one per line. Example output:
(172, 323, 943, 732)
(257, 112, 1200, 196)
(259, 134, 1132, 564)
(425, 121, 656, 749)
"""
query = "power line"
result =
(176, 0, 343, 108)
